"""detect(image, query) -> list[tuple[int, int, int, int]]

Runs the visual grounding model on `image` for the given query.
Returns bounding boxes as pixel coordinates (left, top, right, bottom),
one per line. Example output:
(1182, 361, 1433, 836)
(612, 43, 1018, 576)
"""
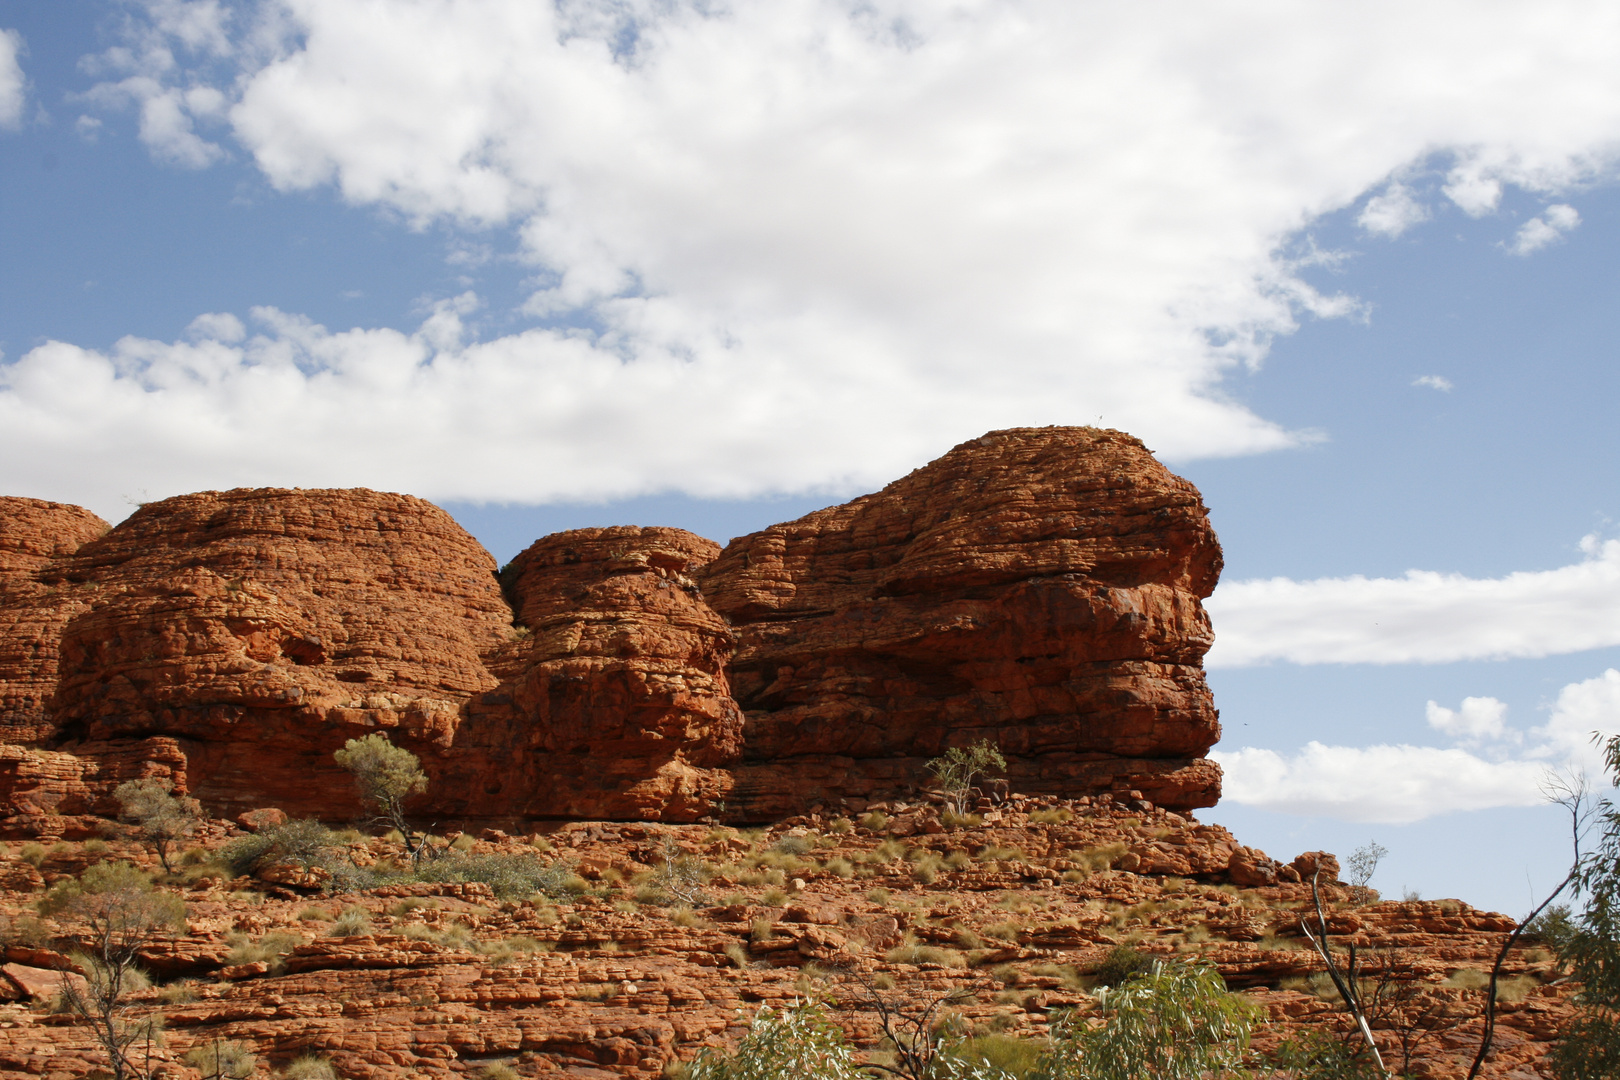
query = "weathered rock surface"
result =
(441, 527, 743, 821)
(1, 488, 513, 834)
(1, 427, 1223, 827)
(0, 798, 1577, 1080)
(0, 498, 110, 745)
(698, 427, 1223, 816)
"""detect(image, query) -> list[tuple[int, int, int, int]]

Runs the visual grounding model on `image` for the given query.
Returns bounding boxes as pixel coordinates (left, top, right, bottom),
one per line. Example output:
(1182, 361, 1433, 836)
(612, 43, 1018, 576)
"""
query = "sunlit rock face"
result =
(0, 426, 1225, 833)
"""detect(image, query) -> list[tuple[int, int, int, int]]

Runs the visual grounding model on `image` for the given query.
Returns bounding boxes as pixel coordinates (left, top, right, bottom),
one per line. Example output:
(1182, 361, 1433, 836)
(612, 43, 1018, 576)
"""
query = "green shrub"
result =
(283, 1055, 339, 1080)
(1037, 962, 1258, 1080)
(225, 930, 304, 973)
(327, 906, 373, 937)
(884, 943, 969, 968)
(1525, 902, 1576, 952)
(412, 852, 585, 900)
(18, 842, 46, 867)
(686, 1000, 864, 1080)
(1090, 944, 1153, 988)
(926, 739, 1007, 816)
(114, 778, 204, 873)
(1076, 842, 1128, 871)
(183, 1039, 258, 1080)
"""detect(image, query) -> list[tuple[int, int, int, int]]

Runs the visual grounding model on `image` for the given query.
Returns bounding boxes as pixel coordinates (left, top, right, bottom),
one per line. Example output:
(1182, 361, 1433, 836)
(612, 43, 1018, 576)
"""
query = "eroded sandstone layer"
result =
(445, 527, 744, 822)
(0, 796, 1576, 1080)
(0, 488, 513, 835)
(699, 427, 1223, 817)
(0, 498, 109, 745)
(0, 426, 1225, 829)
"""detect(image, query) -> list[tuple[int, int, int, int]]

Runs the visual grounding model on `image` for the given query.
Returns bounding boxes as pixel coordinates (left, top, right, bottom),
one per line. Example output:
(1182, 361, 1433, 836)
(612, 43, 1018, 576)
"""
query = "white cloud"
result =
(1206, 535, 1620, 667)
(1412, 374, 1453, 391)
(12, 0, 1620, 512)
(184, 312, 246, 343)
(1359, 182, 1429, 237)
(1509, 203, 1582, 254)
(0, 28, 26, 130)
(1426, 696, 1511, 742)
(1214, 671, 1620, 822)
(1211, 742, 1549, 823)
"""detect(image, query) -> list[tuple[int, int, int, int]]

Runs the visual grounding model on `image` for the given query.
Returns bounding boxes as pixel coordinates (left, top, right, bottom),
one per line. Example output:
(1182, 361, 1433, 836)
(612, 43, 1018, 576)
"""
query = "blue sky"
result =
(3, 0, 1619, 914)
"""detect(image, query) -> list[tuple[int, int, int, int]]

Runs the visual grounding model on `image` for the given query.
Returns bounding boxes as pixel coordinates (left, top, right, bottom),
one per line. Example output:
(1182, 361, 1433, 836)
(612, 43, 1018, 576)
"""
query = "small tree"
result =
(1344, 840, 1388, 905)
(686, 999, 865, 1080)
(1550, 736, 1620, 1079)
(182, 1039, 257, 1080)
(1034, 961, 1258, 1080)
(334, 733, 428, 858)
(113, 779, 204, 874)
(42, 862, 186, 1080)
(926, 740, 1007, 817)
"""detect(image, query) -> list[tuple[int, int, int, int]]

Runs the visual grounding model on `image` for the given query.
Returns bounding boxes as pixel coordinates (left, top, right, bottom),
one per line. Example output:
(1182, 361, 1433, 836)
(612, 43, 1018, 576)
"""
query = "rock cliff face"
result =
(0, 427, 1224, 830)
(1, 488, 512, 834)
(700, 427, 1222, 817)
(442, 527, 743, 822)
(0, 498, 110, 745)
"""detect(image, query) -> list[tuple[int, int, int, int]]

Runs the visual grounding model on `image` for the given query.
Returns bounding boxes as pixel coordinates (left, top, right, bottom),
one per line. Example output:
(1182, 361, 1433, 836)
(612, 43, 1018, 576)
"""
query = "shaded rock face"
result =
(443, 527, 743, 821)
(1, 489, 513, 833)
(0, 498, 110, 744)
(698, 427, 1222, 815)
(0, 427, 1225, 829)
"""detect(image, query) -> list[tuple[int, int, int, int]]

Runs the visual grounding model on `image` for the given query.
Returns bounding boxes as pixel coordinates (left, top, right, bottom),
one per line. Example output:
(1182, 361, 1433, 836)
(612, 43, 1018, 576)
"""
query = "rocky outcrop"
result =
(0, 427, 1225, 828)
(441, 527, 744, 821)
(0, 498, 109, 744)
(699, 427, 1223, 816)
(0, 488, 513, 833)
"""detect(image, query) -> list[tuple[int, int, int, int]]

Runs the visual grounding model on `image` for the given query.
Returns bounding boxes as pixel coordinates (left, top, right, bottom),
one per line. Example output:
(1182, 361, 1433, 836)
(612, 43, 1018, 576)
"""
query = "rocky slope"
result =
(0, 794, 1574, 1080)
(0, 427, 1223, 830)
(0, 431, 1579, 1078)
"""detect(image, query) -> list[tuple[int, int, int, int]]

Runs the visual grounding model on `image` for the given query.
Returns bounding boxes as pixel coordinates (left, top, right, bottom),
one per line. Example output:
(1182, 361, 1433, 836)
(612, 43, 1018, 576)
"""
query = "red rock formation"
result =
(0, 498, 109, 744)
(1, 426, 1225, 828)
(440, 527, 743, 821)
(697, 427, 1223, 816)
(1, 488, 513, 832)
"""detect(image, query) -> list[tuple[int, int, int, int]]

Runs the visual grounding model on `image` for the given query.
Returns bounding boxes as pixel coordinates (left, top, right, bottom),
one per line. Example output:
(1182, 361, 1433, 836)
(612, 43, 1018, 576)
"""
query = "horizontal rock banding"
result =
(0, 427, 1223, 828)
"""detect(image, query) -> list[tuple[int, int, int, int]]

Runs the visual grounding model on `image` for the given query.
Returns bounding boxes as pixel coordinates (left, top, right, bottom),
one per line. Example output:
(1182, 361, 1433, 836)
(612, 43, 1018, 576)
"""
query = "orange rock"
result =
(0, 497, 109, 744)
(2, 427, 1226, 826)
(699, 427, 1224, 815)
(443, 527, 742, 821)
(9, 488, 510, 826)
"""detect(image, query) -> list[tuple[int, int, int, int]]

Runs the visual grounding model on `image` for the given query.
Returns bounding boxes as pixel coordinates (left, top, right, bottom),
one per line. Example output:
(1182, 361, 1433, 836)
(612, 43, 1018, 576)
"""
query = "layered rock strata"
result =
(699, 427, 1222, 816)
(0, 489, 513, 834)
(0, 498, 109, 744)
(0, 427, 1225, 828)
(442, 527, 743, 821)
(0, 797, 1576, 1080)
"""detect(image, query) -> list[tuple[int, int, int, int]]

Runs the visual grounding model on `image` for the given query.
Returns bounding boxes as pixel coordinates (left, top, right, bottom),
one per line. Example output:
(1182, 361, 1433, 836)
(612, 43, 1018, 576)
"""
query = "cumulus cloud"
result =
(11, 0, 1620, 513)
(1412, 374, 1453, 391)
(1206, 535, 1620, 667)
(1214, 671, 1620, 822)
(1508, 203, 1582, 254)
(1426, 697, 1511, 742)
(1359, 183, 1429, 237)
(0, 28, 26, 130)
